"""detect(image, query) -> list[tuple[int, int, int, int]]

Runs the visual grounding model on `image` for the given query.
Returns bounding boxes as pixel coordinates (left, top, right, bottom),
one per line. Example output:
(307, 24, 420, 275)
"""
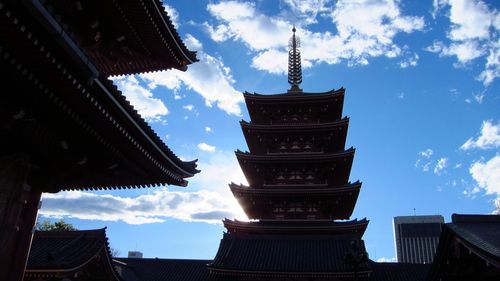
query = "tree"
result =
(36, 219, 77, 231)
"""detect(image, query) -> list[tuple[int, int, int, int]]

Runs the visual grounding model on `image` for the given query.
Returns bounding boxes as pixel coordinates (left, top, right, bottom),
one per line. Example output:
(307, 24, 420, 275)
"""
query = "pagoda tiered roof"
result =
(236, 149, 354, 187)
(25, 229, 120, 280)
(243, 88, 345, 124)
(208, 233, 371, 278)
(240, 118, 349, 154)
(230, 182, 360, 220)
(223, 218, 369, 237)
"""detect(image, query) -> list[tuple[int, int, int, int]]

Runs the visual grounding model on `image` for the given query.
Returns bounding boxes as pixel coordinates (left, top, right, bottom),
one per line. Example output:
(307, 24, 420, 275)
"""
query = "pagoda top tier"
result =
(243, 88, 345, 124)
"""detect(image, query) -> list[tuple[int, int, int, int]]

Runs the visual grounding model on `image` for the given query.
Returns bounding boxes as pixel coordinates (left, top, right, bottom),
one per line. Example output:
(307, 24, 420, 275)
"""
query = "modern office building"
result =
(394, 215, 444, 264)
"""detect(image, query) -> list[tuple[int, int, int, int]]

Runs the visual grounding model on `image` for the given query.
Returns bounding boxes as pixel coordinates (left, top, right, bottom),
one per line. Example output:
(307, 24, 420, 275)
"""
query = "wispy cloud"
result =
(415, 148, 434, 171)
(111, 76, 168, 121)
(198, 142, 216, 152)
(204, 0, 424, 74)
(205, 127, 213, 133)
(138, 33, 244, 116)
(40, 189, 240, 225)
(377, 257, 396, 263)
(40, 150, 250, 225)
(428, 0, 499, 85)
(461, 120, 500, 150)
(434, 158, 448, 175)
(183, 104, 195, 111)
(469, 155, 500, 212)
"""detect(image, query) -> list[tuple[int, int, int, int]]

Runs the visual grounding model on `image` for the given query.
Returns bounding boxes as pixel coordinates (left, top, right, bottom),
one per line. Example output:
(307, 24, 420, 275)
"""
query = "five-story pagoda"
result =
(208, 27, 371, 280)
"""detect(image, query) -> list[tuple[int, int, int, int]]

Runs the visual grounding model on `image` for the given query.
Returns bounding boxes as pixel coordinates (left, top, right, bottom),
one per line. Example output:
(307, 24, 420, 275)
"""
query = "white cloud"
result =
(40, 150, 250, 225)
(183, 104, 195, 111)
(183, 34, 203, 51)
(205, 127, 213, 133)
(425, 40, 484, 64)
(415, 149, 437, 173)
(204, 0, 424, 74)
(283, 0, 332, 25)
(112, 76, 169, 121)
(138, 34, 244, 116)
(472, 90, 486, 104)
(399, 52, 419, 68)
(163, 4, 179, 28)
(252, 49, 290, 74)
(198, 142, 216, 152)
(40, 189, 240, 225)
(423, 162, 432, 172)
(420, 149, 434, 158)
(377, 257, 396, 263)
(428, 0, 499, 85)
(469, 155, 500, 196)
(461, 120, 500, 150)
(434, 158, 448, 175)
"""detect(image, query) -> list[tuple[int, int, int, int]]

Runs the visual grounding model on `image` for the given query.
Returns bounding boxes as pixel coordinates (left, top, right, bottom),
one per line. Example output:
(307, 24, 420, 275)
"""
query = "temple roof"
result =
(369, 262, 430, 281)
(114, 258, 214, 281)
(1, 0, 199, 190)
(209, 233, 371, 277)
(26, 229, 120, 280)
(37, 0, 197, 75)
(428, 214, 500, 280)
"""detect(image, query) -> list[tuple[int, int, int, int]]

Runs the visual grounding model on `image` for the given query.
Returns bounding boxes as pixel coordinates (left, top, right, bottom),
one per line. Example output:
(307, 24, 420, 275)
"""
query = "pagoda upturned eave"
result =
(235, 148, 354, 162)
(243, 88, 345, 124)
(243, 87, 345, 101)
(229, 182, 361, 194)
(233, 187, 360, 220)
(223, 218, 369, 237)
(240, 117, 349, 131)
(241, 118, 349, 154)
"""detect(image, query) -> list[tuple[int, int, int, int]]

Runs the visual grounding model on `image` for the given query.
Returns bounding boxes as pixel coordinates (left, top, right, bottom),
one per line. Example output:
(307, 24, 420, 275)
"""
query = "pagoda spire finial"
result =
(288, 25, 303, 93)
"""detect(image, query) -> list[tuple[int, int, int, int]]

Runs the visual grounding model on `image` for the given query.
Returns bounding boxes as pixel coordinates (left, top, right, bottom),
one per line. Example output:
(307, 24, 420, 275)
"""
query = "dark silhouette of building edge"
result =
(15, 5, 500, 281)
(0, 0, 199, 280)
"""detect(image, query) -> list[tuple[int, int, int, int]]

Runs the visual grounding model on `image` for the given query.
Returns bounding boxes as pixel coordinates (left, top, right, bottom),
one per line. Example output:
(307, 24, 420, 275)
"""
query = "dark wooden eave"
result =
(235, 149, 355, 187)
(0, 0, 199, 190)
(39, 0, 197, 76)
(229, 183, 361, 220)
(240, 118, 349, 154)
(243, 88, 345, 124)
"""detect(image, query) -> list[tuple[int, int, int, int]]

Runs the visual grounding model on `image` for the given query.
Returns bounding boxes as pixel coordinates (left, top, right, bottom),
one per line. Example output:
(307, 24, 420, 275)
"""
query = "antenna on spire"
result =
(288, 25, 303, 93)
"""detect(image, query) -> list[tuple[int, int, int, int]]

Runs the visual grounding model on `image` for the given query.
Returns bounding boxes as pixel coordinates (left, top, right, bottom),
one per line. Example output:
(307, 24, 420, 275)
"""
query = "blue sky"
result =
(39, 0, 499, 262)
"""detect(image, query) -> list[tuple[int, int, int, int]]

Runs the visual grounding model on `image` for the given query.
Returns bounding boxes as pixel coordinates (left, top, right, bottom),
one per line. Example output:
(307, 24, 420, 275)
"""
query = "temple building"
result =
(203, 26, 428, 281)
(427, 214, 500, 281)
(0, 0, 198, 280)
(25, 229, 120, 281)
(21, 23, 500, 280)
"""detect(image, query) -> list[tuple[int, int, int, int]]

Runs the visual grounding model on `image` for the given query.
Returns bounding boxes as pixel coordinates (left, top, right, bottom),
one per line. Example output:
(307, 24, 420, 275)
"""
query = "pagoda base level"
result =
(209, 232, 371, 278)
